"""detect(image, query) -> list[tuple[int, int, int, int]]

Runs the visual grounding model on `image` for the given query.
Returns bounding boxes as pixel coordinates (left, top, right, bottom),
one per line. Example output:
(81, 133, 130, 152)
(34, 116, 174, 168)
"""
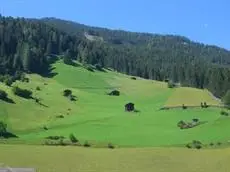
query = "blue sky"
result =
(0, 0, 229, 50)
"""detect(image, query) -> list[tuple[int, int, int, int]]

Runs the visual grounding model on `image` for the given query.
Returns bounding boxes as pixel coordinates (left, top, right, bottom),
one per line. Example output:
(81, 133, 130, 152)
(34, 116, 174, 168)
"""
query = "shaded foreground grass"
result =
(0, 144, 229, 172)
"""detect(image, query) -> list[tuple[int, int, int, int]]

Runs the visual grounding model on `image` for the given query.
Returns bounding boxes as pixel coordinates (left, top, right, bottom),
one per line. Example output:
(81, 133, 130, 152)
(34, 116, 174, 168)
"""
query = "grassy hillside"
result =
(1, 61, 229, 147)
(0, 145, 230, 172)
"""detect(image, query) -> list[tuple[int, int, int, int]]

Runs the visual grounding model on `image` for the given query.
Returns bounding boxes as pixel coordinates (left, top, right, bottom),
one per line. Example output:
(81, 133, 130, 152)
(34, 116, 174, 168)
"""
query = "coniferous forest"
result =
(1, 15, 230, 98)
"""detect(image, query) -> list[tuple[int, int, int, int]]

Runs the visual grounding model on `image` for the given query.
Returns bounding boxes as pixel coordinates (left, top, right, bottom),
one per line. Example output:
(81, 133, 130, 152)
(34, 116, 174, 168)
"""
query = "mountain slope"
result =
(1, 15, 230, 98)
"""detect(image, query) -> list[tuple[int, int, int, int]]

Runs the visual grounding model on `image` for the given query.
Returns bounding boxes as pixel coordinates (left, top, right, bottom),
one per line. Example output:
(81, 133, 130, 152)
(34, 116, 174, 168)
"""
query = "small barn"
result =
(108, 90, 120, 96)
(125, 103, 135, 112)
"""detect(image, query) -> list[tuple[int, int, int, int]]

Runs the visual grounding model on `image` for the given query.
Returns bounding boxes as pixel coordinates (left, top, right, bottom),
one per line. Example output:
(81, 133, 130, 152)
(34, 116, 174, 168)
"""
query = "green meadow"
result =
(0, 61, 229, 147)
(1, 61, 230, 172)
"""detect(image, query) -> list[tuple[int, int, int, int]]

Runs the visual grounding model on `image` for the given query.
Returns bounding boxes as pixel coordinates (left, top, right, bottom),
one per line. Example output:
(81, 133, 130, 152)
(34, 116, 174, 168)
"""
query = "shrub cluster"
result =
(44, 134, 115, 149)
(201, 102, 209, 108)
(168, 81, 176, 88)
(130, 77, 137, 80)
(108, 90, 120, 96)
(69, 133, 78, 143)
(63, 89, 72, 97)
(44, 134, 78, 146)
(220, 110, 229, 116)
(12, 86, 32, 99)
(45, 136, 65, 140)
(0, 73, 29, 87)
(56, 115, 64, 119)
(83, 141, 91, 147)
(108, 143, 115, 149)
(177, 119, 200, 129)
(186, 140, 203, 149)
(63, 89, 77, 101)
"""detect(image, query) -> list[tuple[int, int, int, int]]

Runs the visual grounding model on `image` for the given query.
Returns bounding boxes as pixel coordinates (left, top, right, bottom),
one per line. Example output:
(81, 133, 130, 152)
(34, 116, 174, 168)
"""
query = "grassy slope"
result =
(1, 61, 229, 147)
(165, 87, 219, 106)
(0, 145, 229, 172)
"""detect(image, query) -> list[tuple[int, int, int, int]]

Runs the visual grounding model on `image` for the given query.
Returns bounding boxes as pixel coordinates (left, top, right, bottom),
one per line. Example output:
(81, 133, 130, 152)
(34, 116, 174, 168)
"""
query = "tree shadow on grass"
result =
(40, 54, 59, 78)
(65, 61, 81, 67)
(32, 97, 49, 108)
(37, 101, 49, 108)
(40, 66, 58, 78)
(1, 132, 18, 139)
(1, 97, 15, 104)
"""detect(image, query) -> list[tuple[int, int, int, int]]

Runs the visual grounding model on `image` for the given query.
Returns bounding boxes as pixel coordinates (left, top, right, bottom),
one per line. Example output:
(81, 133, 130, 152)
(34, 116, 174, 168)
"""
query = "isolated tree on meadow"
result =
(63, 89, 72, 97)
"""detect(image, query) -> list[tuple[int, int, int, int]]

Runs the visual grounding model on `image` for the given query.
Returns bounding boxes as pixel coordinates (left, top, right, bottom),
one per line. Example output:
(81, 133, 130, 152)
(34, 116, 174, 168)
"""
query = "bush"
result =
(191, 140, 203, 149)
(177, 120, 187, 129)
(63, 89, 72, 97)
(0, 89, 8, 100)
(69, 133, 78, 143)
(186, 140, 203, 149)
(201, 102, 204, 108)
(44, 140, 51, 145)
(192, 140, 202, 145)
(45, 136, 65, 140)
(58, 138, 66, 146)
(36, 86, 41, 91)
(34, 97, 40, 103)
(195, 144, 202, 149)
(108, 143, 115, 149)
(108, 90, 120, 96)
(164, 79, 169, 82)
(192, 118, 199, 123)
(131, 77, 137, 80)
(12, 86, 32, 99)
(44, 138, 71, 146)
(182, 104, 187, 109)
(186, 143, 192, 149)
(69, 95, 77, 101)
(83, 141, 91, 147)
(220, 110, 229, 116)
(210, 142, 214, 146)
(217, 142, 222, 146)
(168, 81, 176, 88)
(43, 126, 48, 130)
(203, 102, 208, 108)
(56, 115, 64, 119)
